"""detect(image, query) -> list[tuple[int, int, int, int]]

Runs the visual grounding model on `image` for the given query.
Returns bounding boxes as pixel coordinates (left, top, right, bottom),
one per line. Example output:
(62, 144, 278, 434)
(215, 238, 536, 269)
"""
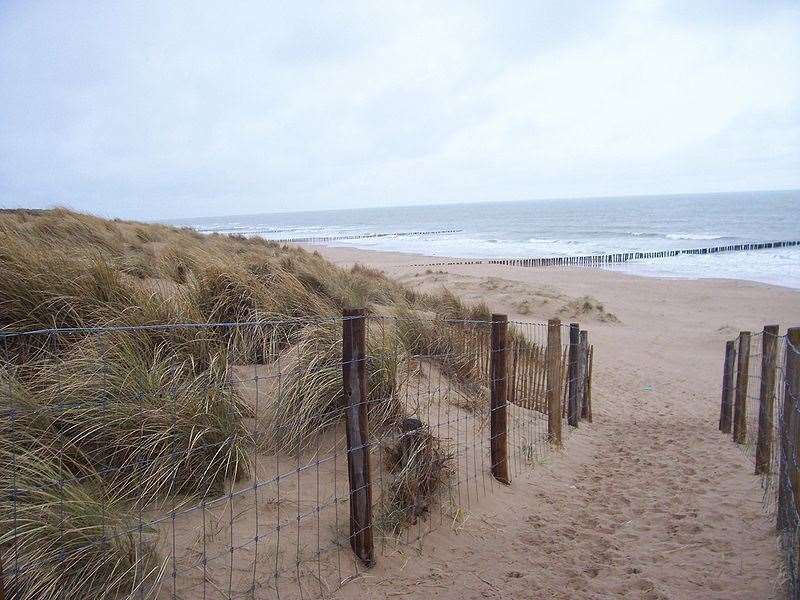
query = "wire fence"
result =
(0, 311, 593, 600)
(718, 325, 800, 599)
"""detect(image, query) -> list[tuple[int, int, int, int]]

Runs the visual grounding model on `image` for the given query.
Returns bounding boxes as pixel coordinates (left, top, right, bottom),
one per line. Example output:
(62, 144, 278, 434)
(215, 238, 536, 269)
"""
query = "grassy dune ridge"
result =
(0, 208, 537, 599)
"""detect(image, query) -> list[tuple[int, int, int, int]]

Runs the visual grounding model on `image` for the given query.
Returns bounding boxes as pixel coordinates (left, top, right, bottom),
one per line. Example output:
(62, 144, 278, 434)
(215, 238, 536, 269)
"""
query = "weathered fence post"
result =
(490, 314, 510, 484)
(755, 325, 779, 475)
(342, 308, 374, 566)
(567, 323, 580, 427)
(582, 345, 594, 422)
(546, 318, 563, 446)
(788, 329, 800, 532)
(733, 331, 751, 445)
(719, 340, 736, 433)
(579, 330, 589, 420)
(779, 328, 800, 531)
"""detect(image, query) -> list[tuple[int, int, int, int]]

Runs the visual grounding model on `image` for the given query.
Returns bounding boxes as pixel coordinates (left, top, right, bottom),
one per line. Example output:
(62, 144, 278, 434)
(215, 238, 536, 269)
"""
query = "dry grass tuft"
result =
(560, 295, 620, 323)
(265, 320, 404, 452)
(377, 419, 451, 535)
(0, 429, 166, 599)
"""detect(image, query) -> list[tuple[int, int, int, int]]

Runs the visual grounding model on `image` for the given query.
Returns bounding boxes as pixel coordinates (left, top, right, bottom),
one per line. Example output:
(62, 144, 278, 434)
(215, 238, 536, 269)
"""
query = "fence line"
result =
(718, 325, 800, 598)
(405, 239, 800, 268)
(0, 311, 593, 599)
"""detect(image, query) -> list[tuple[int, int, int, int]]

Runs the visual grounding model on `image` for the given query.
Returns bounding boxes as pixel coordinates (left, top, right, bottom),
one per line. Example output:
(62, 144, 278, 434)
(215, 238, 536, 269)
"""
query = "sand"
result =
(296, 245, 800, 599)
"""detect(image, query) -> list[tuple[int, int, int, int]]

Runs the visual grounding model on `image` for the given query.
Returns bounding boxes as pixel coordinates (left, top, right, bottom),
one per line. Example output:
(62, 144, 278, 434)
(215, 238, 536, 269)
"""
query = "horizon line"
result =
(159, 186, 800, 224)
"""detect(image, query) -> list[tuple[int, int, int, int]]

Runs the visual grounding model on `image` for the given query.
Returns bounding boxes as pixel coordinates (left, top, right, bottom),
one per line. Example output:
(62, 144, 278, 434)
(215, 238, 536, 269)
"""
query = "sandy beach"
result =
(299, 244, 800, 599)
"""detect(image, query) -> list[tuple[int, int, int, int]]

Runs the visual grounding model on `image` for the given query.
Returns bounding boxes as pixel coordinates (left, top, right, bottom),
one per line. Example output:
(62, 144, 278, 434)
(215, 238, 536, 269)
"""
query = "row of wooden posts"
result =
(408, 239, 800, 268)
(718, 326, 800, 530)
(342, 309, 593, 566)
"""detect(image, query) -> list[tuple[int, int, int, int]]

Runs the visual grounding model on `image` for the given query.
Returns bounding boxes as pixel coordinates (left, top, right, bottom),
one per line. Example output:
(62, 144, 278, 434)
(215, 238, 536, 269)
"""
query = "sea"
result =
(171, 190, 800, 290)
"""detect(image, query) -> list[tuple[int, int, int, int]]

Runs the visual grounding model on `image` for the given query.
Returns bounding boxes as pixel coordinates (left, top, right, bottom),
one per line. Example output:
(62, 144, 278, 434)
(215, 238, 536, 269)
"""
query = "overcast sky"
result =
(1, 1, 798, 220)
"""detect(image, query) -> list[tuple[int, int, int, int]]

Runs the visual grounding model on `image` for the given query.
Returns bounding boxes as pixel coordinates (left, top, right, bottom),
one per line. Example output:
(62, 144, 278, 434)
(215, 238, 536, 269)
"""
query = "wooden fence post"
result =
(779, 328, 800, 531)
(567, 323, 580, 427)
(579, 330, 589, 420)
(546, 319, 563, 446)
(561, 346, 569, 418)
(719, 340, 736, 433)
(490, 314, 510, 484)
(342, 308, 374, 566)
(584, 345, 593, 422)
(733, 331, 751, 445)
(788, 329, 800, 533)
(755, 325, 779, 475)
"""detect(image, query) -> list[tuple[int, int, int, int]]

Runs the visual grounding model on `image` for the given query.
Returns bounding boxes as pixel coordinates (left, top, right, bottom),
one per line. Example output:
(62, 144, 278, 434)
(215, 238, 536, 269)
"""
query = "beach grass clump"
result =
(377, 418, 451, 535)
(281, 255, 400, 310)
(394, 304, 487, 391)
(0, 330, 248, 598)
(395, 291, 546, 404)
(27, 207, 126, 255)
(23, 336, 254, 505)
(394, 307, 451, 358)
(559, 295, 620, 323)
(0, 237, 136, 332)
(265, 320, 404, 452)
(0, 432, 165, 600)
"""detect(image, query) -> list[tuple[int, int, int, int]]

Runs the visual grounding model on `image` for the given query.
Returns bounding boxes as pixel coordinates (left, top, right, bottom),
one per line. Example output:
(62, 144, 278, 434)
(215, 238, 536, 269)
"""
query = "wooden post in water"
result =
(719, 341, 736, 433)
(732, 331, 751, 445)
(755, 325, 779, 475)
(546, 319, 563, 446)
(490, 314, 510, 484)
(342, 308, 375, 566)
(567, 323, 580, 427)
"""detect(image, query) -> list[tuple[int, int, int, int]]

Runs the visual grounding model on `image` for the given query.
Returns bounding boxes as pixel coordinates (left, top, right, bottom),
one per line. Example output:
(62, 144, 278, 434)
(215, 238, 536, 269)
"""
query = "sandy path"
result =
(312, 247, 800, 599)
(341, 343, 778, 599)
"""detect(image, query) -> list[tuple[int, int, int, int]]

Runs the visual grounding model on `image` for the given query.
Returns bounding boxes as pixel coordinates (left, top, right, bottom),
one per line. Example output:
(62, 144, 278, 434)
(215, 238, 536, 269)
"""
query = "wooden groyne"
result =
(409, 239, 800, 268)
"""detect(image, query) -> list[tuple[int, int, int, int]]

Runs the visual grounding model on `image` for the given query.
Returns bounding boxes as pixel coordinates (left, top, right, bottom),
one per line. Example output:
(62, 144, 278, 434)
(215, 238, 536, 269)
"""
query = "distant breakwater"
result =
(407, 239, 800, 268)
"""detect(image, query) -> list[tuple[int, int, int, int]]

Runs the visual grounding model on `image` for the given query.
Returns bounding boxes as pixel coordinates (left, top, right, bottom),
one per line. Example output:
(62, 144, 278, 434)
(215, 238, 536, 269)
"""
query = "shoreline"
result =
(299, 242, 800, 293)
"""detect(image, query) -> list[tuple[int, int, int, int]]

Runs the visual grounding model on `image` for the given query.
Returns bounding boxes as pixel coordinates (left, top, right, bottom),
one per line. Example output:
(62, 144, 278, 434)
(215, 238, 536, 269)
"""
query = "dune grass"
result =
(0, 424, 165, 600)
(0, 208, 508, 598)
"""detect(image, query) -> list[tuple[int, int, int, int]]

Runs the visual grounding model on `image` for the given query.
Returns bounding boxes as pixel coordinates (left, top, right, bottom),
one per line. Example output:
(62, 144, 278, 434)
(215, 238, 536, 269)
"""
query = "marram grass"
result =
(0, 208, 503, 599)
(0, 436, 165, 600)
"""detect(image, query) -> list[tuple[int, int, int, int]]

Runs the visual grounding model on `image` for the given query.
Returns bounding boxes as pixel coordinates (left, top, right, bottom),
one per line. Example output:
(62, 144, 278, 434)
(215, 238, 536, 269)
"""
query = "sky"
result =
(1, 1, 799, 220)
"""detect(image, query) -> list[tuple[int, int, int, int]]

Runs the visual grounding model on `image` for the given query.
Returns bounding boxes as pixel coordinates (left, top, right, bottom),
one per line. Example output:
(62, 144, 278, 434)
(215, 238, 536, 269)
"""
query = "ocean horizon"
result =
(171, 189, 800, 289)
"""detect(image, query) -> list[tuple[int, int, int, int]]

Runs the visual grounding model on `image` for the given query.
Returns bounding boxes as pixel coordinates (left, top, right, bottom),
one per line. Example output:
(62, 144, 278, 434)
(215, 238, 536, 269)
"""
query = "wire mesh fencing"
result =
(0, 311, 593, 600)
(718, 325, 800, 599)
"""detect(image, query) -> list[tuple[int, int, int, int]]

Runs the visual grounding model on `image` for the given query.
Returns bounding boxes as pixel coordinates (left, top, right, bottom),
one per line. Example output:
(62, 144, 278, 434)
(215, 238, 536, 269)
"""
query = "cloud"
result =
(0, 0, 798, 219)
